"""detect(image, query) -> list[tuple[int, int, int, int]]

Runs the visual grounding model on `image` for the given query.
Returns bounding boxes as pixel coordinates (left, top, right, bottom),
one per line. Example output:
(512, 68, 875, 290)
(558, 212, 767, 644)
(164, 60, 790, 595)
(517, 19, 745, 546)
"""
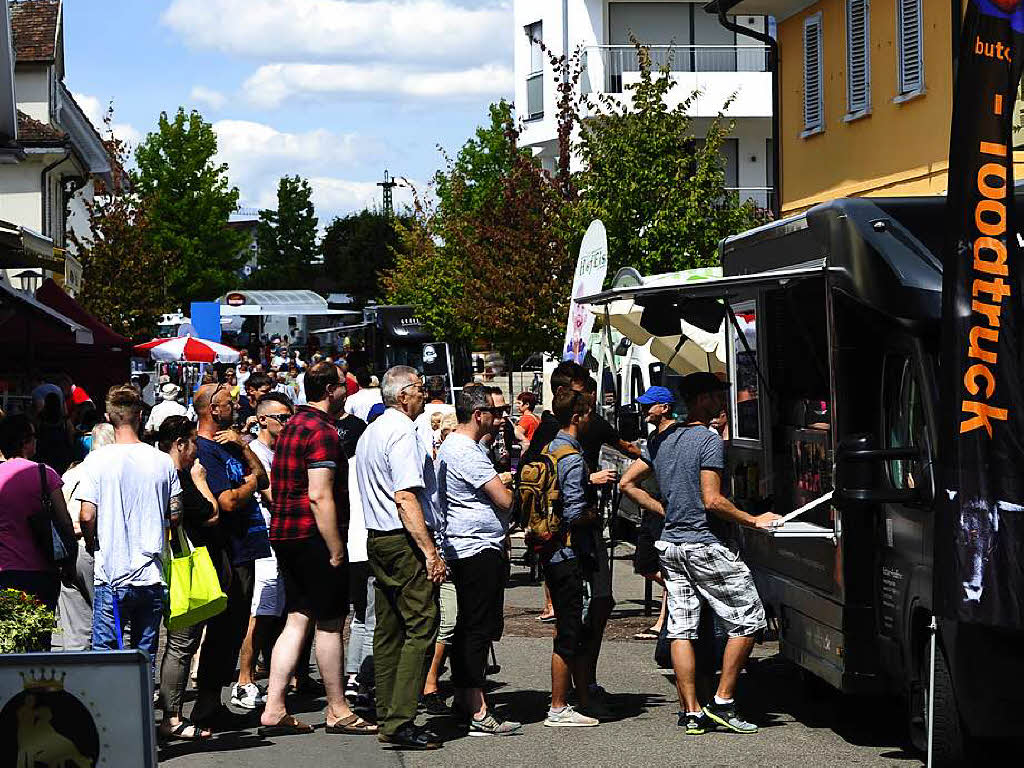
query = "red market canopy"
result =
(35, 278, 129, 348)
(134, 335, 241, 364)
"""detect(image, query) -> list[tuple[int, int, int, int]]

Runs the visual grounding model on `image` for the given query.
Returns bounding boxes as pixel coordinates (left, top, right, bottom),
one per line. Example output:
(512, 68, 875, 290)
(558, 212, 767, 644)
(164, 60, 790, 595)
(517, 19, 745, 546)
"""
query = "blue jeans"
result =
(92, 583, 164, 674)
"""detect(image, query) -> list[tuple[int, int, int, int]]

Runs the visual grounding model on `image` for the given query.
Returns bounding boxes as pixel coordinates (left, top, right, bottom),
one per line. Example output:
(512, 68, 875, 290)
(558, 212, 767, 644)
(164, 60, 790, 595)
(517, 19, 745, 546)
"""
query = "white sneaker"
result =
(230, 683, 263, 710)
(543, 704, 599, 727)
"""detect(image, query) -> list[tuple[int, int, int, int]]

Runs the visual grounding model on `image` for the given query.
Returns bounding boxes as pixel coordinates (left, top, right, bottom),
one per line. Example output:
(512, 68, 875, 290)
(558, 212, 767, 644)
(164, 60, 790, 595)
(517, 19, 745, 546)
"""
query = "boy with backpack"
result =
(518, 387, 601, 727)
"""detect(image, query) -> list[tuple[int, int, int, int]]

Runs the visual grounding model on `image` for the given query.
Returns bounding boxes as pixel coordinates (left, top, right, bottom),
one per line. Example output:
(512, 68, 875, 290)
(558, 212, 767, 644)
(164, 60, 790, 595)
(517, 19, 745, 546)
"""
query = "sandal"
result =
(257, 714, 315, 737)
(325, 713, 378, 735)
(538, 613, 556, 623)
(159, 720, 212, 741)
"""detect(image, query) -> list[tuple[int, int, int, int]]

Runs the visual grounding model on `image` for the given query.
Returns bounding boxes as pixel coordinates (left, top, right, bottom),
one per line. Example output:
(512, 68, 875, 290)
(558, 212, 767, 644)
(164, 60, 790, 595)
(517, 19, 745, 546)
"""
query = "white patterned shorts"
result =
(657, 541, 766, 640)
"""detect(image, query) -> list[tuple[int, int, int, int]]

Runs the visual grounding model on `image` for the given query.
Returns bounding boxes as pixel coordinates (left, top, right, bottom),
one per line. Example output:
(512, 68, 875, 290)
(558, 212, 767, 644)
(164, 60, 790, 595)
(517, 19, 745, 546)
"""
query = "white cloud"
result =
(211, 119, 400, 220)
(162, 0, 511, 65)
(189, 85, 227, 111)
(71, 91, 142, 146)
(242, 62, 513, 108)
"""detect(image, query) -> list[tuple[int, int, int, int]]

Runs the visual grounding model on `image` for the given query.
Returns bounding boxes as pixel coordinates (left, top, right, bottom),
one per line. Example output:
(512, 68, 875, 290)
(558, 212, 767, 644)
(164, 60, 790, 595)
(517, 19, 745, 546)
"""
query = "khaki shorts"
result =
(437, 580, 458, 645)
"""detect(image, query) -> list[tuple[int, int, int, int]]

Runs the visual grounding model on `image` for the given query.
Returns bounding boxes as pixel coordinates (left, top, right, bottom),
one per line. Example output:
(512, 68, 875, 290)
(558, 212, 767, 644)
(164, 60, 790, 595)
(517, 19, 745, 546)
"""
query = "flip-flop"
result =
(159, 720, 212, 742)
(538, 614, 556, 623)
(257, 714, 315, 737)
(325, 714, 378, 735)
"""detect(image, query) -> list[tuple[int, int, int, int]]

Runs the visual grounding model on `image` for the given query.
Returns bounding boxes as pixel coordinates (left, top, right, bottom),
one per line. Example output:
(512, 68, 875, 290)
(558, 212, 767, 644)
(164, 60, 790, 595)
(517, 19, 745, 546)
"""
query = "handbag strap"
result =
(37, 462, 52, 518)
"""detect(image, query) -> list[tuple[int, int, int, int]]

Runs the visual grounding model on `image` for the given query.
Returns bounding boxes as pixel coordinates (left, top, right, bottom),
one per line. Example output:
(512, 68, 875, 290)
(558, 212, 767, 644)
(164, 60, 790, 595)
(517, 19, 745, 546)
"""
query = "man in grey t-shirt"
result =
(619, 375, 779, 737)
(436, 383, 521, 736)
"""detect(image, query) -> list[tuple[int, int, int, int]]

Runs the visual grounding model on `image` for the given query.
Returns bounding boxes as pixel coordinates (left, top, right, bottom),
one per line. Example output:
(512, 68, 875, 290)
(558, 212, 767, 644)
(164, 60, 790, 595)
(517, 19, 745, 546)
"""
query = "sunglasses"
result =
(263, 413, 291, 424)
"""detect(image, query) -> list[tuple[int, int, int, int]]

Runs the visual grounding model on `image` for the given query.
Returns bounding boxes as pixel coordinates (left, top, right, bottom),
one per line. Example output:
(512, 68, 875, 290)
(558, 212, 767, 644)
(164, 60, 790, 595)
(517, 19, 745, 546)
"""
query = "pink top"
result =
(0, 458, 63, 572)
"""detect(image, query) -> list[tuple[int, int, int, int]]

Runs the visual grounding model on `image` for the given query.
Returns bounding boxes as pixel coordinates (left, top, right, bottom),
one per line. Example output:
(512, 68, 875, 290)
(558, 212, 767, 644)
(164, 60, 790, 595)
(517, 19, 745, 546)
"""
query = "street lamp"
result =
(14, 269, 42, 294)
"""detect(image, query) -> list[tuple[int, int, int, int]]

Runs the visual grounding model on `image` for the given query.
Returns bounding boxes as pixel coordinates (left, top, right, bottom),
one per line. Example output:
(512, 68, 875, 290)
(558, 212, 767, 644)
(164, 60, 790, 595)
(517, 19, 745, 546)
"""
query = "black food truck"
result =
(583, 196, 1021, 764)
(322, 305, 473, 401)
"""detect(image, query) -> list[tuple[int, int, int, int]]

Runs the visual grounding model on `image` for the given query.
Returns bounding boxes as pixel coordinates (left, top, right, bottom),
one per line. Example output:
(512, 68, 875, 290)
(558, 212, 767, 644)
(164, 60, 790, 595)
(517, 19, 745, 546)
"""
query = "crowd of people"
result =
(0, 353, 780, 750)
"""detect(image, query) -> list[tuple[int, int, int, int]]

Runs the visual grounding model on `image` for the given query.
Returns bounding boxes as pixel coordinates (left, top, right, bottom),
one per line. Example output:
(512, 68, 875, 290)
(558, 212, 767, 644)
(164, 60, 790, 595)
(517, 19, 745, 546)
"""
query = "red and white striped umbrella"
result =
(133, 335, 241, 364)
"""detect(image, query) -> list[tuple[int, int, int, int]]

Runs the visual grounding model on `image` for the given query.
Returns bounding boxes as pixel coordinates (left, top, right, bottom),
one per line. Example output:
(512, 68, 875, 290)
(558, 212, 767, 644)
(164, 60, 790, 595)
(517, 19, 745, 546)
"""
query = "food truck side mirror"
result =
(835, 434, 923, 506)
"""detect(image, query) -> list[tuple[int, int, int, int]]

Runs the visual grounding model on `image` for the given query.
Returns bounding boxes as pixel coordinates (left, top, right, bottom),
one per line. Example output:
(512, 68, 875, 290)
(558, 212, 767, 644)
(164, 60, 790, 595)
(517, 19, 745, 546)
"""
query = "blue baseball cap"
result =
(636, 385, 675, 405)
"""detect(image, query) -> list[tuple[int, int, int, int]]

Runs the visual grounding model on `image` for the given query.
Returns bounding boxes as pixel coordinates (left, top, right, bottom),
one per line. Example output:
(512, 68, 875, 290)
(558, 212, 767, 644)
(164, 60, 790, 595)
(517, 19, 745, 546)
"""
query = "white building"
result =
(513, 0, 774, 210)
(0, 0, 110, 296)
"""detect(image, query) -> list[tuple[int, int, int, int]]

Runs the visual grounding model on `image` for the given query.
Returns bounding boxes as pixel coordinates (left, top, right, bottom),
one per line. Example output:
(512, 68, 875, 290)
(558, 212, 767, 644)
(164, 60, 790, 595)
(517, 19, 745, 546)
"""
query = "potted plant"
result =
(0, 588, 57, 653)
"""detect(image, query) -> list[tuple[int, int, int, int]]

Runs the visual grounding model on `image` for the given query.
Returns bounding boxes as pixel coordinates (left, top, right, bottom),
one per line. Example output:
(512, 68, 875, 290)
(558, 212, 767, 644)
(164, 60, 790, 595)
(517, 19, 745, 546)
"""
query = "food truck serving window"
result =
(731, 303, 760, 441)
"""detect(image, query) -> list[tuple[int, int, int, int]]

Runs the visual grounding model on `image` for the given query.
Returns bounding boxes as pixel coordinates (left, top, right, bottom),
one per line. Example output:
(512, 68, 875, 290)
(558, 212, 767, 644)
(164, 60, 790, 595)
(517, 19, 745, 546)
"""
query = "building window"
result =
(845, 0, 870, 117)
(897, 0, 923, 97)
(526, 21, 544, 120)
(802, 12, 824, 136)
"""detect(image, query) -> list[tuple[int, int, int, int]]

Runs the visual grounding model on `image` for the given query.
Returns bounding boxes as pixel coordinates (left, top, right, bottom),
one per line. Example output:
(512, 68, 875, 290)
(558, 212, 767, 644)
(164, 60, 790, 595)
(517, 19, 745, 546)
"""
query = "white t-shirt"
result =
(78, 443, 181, 587)
(345, 387, 384, 423)
(145, 399, 187, 433)
(415, 403, 456, 456)
(61, 463, 88, 531)
(347, 455, 368, 563)
(249, 438, 275, 528)
(294, 372, 307, 406)
(355, 407, 437, 532)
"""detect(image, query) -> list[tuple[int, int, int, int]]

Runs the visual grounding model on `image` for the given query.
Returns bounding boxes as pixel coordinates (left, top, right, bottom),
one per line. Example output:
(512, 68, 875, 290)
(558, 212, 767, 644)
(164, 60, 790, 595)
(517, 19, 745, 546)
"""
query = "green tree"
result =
(249, 175, 319, 287)
(575, 47, 768, 276)
(72, 110, 168, 338)
(134, 107, 248, 306)
(321, 208, 410, 300)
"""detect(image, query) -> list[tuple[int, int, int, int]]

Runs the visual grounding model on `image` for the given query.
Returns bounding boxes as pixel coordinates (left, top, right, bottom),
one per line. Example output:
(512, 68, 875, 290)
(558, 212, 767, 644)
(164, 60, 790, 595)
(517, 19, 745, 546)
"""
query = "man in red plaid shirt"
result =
(258, 362, 377, 737)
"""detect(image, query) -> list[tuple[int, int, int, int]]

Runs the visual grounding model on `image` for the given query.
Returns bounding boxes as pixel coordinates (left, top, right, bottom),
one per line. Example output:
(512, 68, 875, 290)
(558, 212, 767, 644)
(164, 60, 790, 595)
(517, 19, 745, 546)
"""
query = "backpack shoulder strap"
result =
(543, 443, 580, 464)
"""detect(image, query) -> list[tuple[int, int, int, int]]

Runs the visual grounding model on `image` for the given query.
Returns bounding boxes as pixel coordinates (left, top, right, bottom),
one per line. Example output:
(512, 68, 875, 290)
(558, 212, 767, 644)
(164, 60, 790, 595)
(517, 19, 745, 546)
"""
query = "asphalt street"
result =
(159, 538, 926, 768)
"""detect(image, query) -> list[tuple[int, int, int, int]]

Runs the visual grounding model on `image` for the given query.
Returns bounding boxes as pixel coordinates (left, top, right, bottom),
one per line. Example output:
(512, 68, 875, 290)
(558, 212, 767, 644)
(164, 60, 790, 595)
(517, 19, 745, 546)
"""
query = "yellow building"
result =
(712, 1, 999, 216)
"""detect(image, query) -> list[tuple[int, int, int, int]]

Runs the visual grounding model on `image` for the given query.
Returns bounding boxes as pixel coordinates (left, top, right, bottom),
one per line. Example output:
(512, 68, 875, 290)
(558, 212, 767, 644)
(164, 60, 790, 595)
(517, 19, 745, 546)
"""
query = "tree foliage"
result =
(71, 107, 167, 339)
(575, 46, 769, 276)
(248, 175, 319, 288)
(134, 107, 248, 307)
(321, 208, 410, 300)
(384, 102, 575, 359)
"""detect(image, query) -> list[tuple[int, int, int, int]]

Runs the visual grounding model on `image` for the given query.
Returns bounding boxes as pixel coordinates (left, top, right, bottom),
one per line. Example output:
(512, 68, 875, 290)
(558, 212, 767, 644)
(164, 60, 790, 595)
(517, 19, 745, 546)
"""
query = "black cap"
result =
(679, 372, 730, 401)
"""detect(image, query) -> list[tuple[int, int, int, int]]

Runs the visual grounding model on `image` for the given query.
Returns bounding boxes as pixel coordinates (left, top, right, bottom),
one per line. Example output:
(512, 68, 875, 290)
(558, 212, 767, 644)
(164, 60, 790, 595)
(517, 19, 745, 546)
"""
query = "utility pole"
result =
(377, 169, 398, 218)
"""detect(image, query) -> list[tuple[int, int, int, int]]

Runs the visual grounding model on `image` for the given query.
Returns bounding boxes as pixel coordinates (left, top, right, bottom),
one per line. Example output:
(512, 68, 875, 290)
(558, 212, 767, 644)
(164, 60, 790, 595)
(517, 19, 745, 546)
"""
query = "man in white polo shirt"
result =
(355, 365, 446, 750)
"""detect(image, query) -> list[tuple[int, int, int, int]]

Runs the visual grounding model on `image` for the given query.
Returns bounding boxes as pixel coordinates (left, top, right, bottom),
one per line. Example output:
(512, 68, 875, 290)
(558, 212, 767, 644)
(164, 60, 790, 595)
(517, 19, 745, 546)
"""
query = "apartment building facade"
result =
(712, 1, 989, 217)
(513, 0, 776, 210)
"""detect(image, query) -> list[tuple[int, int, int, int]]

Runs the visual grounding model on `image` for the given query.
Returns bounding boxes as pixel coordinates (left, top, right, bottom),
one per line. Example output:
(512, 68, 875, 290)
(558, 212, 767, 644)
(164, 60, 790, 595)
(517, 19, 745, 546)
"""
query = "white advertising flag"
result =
(563, 220, 609, 363)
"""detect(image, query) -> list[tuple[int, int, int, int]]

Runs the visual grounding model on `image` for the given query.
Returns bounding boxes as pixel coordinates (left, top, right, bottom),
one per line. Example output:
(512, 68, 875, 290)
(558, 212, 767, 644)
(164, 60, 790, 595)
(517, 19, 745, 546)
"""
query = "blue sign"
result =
(189, 302, 221, 342)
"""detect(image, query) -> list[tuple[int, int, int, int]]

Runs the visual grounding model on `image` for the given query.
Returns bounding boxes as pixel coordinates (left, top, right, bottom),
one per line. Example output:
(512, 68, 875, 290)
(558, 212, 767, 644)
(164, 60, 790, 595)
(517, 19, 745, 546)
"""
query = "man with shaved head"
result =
(191, 382, 272, 728)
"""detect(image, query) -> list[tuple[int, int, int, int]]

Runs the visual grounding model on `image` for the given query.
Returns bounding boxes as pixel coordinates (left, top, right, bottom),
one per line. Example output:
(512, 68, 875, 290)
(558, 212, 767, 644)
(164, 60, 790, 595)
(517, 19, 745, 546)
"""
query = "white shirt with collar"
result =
(355, 406, 437, 532)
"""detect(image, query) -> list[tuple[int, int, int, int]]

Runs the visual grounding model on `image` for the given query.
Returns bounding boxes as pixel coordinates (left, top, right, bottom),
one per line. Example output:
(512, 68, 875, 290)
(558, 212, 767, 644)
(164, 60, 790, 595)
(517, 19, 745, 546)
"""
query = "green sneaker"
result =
(702, 701, 758, 734)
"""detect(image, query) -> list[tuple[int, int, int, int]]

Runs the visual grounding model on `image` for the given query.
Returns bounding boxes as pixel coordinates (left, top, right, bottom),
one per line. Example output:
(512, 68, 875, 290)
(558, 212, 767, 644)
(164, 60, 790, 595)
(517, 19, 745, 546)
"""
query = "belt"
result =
(367, 528, 406, 538)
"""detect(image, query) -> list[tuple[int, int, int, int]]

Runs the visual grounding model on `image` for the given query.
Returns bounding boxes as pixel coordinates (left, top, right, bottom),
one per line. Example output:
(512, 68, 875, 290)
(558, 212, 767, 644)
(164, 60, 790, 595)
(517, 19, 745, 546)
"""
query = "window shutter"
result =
(846, 0, 869, 114)
(898, 0, 922, 95)
(803, 13, 824, 133)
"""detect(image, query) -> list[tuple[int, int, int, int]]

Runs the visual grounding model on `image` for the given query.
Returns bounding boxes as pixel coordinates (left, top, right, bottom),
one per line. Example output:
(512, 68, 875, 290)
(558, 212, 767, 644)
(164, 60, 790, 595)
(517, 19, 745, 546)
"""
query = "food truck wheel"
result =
(918, 645, 968, 766)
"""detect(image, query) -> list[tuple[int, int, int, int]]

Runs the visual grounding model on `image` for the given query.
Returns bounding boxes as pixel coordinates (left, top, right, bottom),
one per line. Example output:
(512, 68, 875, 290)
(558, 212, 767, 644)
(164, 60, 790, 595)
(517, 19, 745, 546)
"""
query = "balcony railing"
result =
(583, 45, 770, 94)
(724, 187, 774, 212)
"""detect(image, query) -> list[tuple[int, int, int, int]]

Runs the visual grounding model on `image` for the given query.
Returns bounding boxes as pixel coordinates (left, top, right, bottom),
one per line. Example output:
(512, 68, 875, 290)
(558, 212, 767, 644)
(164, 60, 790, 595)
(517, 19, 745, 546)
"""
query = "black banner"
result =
(939, 0, 1024, 629)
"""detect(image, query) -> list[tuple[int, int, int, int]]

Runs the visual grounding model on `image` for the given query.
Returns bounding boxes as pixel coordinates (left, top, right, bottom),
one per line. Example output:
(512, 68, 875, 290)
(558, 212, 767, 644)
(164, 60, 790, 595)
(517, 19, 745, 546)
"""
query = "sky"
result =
(62, 0, 515, 223)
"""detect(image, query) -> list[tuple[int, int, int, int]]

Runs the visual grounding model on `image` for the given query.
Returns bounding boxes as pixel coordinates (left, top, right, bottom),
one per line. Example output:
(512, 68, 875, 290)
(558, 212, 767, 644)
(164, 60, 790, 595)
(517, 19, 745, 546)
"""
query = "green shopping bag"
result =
(165, 526, 227, 631)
